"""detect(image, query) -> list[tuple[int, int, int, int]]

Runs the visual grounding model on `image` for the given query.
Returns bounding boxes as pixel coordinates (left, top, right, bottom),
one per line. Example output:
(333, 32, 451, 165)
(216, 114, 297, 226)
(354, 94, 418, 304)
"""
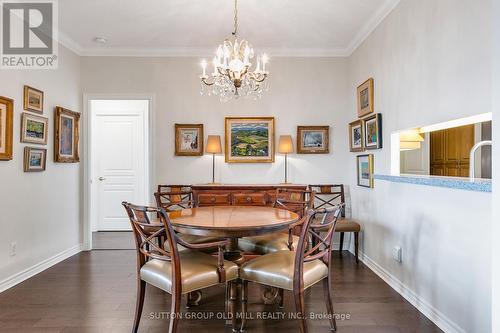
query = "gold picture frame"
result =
(349, 119, 364, 152)
(24, 85, 44, 114)
(0, 96, 14, 160)
(55, 106, 80, 163)
(175, 124, 204, 156)
(21, 113, 48, 145)
(24, 147, 47, 172)
(357, 154, 374, 188)
(225, 117, 275, 163)
(357, 78, 374, 117)
(297, 126, 329, 154)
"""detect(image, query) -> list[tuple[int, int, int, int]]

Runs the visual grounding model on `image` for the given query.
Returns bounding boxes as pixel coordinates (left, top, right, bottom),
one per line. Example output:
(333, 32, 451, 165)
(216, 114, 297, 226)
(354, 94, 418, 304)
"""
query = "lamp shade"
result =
(278, 135, 294, 154)
(206, 135, 222, 154)
(399, 130, 424, 142)
(400, 141, 421, 151)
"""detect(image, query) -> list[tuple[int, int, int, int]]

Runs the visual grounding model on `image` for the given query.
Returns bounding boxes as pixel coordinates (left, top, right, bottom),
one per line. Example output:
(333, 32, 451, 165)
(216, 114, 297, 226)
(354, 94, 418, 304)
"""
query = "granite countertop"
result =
(374, 174, 492, 192)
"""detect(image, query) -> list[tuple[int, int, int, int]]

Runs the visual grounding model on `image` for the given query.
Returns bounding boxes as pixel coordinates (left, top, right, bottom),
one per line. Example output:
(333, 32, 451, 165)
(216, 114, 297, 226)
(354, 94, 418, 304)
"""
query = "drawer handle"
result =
(246, 197, 252, 202)
(210, 197, 216, 202)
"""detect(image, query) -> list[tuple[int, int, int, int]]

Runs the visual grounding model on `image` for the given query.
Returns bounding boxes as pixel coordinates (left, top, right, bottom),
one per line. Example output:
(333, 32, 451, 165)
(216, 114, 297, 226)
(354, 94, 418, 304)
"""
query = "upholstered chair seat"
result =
(141, 250, 239, 294)
(238, 234, 299, 254)
(240, 250, 328, 290)
(335, 218, 361, 232)
(237, 188, 314, 255)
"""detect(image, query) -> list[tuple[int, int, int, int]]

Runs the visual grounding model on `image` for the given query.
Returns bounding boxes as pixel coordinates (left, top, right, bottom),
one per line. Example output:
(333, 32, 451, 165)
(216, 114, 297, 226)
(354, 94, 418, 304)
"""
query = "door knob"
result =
(98, 177, 106, 181)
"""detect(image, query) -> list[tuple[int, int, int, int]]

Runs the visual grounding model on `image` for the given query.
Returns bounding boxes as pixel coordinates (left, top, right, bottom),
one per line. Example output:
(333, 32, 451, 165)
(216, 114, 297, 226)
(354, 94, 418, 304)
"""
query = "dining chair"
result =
(122, 202, 239, 333)
(156, 184, 194, 211)
(309, 184, 361, 263)
(155, 191, 222, 248)
(238, 188, 314, 255)
(240, 204, 344, 333)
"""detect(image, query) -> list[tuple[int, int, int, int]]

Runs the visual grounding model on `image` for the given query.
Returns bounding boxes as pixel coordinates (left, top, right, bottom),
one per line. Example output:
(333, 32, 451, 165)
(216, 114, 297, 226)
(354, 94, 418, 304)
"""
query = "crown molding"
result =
(57, 31, 84, 55)
(57, 0, 400, 58)
(344, 0, 401, 55)
(74, 47, 351, 58)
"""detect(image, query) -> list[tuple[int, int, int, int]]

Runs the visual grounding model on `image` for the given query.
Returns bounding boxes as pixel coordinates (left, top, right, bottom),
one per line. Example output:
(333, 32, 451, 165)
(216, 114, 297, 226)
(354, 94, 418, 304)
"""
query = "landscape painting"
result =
(21, 113, 48, 145)
(297, 126, 329, 154)
(23, 147, 47, 172)
(225, 117, 274, 163)
(24, 86, 44, 114)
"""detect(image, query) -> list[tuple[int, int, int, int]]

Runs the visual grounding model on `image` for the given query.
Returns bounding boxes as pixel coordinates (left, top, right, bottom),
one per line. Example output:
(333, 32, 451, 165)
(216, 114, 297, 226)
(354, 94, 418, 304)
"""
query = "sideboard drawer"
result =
(197, 193, 232, 206)
(233, 193, 267, 206)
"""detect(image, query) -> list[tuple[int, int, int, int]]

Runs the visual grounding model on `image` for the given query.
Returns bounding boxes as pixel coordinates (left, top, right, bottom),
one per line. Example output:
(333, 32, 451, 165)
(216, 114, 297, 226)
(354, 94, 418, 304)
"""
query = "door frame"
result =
(83, 94, 155, 251)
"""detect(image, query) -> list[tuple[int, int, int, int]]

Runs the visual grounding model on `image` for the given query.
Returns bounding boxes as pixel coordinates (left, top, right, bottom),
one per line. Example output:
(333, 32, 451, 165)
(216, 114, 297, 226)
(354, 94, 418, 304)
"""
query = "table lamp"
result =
(206, 135, 222, 183)
(278, 135, 294, 183)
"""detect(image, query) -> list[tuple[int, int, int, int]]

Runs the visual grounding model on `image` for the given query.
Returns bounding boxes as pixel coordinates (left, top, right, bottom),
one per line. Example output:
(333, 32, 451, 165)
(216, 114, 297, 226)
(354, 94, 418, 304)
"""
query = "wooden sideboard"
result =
(191, 184, 308, 207)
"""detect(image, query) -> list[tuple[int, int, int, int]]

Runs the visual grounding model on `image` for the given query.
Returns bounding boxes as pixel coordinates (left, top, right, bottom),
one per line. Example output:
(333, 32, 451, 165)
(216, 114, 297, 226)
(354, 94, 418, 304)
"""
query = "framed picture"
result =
(363, 113, 383, 150)
(175, 124, 204, 156)
(357, 154, 374, 188)
(24, 147, 47, 172)
(357, 78, 374, 117)
(349, 119, 364, 152)
(225, 117, 274, 163)
(297, 126, 329, 154)
(0, 96, 14, 160)
(24, 86, 44, 114)
(55, 106, 80, 163)
(21, 113, 48, 145)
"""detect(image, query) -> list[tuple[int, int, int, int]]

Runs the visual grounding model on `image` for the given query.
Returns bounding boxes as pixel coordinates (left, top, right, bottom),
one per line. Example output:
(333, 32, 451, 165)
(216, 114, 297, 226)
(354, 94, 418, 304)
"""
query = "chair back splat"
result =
(308, 184, 345, 217)
(274, 188, 315, 218)
(122, 202, 180, 275)
(155, 185, 194, 211)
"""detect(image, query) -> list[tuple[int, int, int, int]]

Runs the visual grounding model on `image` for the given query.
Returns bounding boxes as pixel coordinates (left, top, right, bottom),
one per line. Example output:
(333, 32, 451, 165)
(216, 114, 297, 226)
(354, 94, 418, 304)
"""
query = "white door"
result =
(91, 100, 149, 231)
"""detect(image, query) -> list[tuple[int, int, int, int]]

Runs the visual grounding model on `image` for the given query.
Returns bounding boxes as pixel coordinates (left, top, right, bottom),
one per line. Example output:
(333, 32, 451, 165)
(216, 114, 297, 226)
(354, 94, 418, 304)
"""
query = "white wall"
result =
(492, 0, 499, 331)
(80, 57, 350, 191)
(346, 0, 492, 332)
(0, 45, 82, 289)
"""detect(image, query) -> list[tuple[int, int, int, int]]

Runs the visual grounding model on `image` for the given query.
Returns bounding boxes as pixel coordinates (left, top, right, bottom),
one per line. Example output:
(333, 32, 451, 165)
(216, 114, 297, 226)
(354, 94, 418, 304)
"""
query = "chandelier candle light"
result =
(199, 0, 269, 102)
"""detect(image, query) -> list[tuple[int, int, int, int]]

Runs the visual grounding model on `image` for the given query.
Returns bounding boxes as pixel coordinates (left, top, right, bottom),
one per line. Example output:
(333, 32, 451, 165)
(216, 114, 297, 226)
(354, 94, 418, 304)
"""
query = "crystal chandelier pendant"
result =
(199, 0, 269, 102)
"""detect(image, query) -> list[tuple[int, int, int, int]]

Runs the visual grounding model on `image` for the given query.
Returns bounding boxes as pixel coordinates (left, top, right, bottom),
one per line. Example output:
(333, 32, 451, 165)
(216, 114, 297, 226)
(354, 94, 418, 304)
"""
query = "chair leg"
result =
(354, 232, 359, 263)
(339, 232, 344, 253)
(241, 281, 248, 331)
(229, 281, 238, 332)
(293, 287, 308, 333)
(278, 288, 284, 308)
(322, 278, 337, 331)
(133, 280, 146, 333)
(169, 288, 181, 333)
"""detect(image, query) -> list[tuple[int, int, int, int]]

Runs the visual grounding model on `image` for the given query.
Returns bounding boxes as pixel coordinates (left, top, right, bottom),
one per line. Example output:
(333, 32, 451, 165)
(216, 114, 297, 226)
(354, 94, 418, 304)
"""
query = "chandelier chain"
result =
(232, 0, 238, 36)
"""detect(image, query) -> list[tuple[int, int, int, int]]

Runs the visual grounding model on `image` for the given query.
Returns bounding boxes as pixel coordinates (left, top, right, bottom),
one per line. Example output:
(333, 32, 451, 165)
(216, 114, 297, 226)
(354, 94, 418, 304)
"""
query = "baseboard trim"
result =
(0, 244, 83, 293)
(357, 250, 465, 333)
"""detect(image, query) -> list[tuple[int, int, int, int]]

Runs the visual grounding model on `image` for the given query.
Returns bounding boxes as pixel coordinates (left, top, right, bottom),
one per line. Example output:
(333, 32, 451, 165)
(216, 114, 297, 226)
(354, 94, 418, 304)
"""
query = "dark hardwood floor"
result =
(92, 232, 135, 250)
(0, 250, 442, 333)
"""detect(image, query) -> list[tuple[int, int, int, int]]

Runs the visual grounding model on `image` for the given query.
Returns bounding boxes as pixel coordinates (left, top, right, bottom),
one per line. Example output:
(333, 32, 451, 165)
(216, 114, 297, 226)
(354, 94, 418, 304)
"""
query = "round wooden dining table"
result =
(166, 205, 300, 238)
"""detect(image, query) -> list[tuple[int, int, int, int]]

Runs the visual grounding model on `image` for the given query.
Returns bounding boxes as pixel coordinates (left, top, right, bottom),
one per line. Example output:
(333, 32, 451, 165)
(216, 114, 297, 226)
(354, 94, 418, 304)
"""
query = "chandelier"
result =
(199, 0, 269, 102)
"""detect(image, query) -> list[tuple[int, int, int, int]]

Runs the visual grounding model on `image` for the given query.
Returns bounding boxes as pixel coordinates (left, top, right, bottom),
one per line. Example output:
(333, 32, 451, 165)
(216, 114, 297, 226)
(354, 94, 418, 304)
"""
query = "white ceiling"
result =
(58, 0, 400, 57)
